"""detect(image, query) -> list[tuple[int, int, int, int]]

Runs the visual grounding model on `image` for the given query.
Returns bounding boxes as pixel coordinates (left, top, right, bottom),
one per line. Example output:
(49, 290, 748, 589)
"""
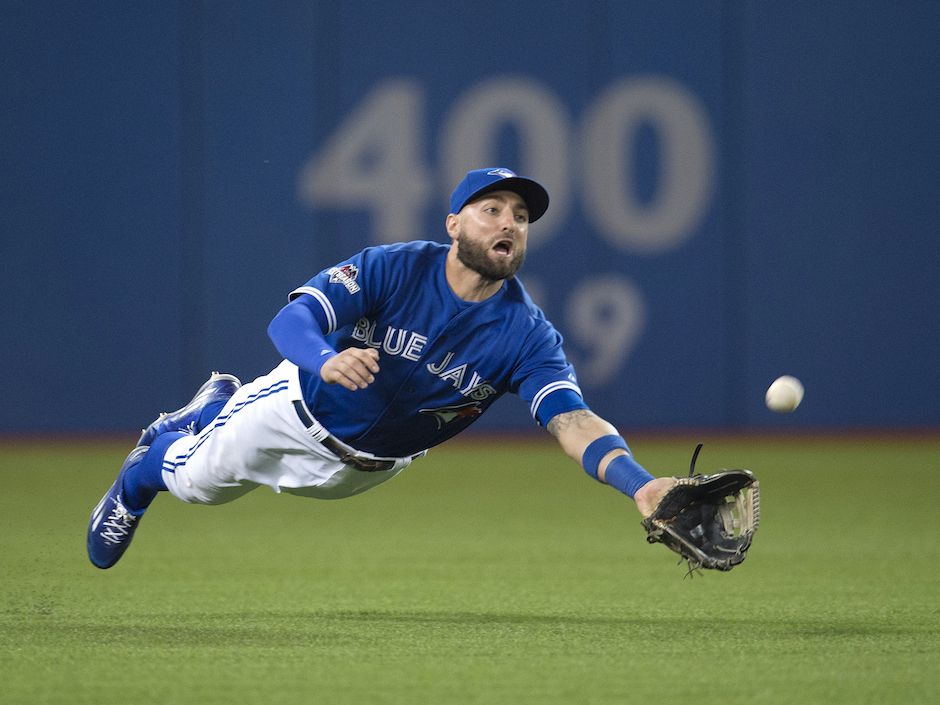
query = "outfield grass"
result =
(1, 435, 938, 704)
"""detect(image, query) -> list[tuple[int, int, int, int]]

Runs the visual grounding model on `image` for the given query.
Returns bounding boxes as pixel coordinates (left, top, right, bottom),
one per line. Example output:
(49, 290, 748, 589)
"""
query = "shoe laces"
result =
(99, 497, 139, 545)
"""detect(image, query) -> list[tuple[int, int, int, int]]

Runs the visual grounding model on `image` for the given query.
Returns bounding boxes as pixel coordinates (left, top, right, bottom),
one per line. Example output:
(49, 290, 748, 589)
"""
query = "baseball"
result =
(765, 375, 804, 413)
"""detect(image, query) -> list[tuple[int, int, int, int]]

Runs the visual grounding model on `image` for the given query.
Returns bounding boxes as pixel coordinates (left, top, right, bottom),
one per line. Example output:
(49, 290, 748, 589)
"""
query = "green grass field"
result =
(1, 435, 938, 704)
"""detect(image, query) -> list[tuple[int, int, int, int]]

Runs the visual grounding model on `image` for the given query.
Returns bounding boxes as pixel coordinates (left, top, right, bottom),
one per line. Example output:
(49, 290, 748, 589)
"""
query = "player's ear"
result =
(445, 213, 460, 241)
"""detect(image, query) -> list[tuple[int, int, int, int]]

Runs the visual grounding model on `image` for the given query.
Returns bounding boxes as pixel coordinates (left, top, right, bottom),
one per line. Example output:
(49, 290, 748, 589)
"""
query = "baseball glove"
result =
(642, 444, 760, 573)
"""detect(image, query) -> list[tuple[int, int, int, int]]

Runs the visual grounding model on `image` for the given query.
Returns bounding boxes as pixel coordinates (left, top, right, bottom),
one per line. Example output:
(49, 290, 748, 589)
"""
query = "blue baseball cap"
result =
(449, 168, 550, 222)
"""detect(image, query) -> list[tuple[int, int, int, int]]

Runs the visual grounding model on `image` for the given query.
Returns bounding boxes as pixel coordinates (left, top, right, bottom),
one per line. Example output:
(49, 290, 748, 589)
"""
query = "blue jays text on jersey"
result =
(289, 241, 586, 458)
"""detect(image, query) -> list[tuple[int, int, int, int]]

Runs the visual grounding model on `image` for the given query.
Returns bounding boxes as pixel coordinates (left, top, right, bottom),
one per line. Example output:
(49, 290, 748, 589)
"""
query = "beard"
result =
(455, 230, 526, 282)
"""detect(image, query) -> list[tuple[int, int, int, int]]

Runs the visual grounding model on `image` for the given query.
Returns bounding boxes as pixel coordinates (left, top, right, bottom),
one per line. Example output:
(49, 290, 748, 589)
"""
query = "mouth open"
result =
(492, 239, 514, 257)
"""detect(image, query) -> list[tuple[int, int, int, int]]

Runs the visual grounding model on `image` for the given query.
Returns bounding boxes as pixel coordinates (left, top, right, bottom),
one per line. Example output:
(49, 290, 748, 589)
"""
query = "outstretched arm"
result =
(546, 409, 675, 516)
(546, 409, 620, 473)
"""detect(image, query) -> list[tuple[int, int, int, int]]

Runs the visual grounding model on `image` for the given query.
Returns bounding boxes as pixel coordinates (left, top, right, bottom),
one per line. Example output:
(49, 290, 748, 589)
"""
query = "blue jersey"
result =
(289, 241, 584, 457)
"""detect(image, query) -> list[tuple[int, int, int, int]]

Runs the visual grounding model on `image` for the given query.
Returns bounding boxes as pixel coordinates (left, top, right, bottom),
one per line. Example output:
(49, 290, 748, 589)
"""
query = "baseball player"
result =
(87, 167, 676, 569)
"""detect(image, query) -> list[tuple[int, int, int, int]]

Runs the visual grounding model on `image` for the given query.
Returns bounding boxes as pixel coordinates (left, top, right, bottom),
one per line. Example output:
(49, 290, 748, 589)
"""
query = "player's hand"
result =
(633, 476, 678, 518)
(320, 347, 381, 391)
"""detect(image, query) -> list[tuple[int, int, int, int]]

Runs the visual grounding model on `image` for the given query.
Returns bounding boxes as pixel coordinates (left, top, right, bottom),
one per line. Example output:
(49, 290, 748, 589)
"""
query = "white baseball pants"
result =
(160, 360, 416, 504)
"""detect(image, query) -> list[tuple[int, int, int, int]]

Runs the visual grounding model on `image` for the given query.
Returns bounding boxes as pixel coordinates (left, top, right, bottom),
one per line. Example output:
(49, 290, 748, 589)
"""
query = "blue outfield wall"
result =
(2, 1, 938, 433)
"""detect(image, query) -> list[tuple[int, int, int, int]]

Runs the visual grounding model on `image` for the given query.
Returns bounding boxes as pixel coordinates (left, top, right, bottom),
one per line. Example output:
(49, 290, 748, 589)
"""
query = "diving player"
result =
(87, 167, 675, 569)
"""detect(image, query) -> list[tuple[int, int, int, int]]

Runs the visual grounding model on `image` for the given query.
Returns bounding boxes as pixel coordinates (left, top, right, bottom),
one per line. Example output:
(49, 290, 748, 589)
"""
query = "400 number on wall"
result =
(299, 76, 715, 255)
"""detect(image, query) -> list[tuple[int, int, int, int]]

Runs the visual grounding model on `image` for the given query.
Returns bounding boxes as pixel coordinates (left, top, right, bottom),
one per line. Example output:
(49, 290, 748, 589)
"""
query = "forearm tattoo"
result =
(546, 409, 597, 438)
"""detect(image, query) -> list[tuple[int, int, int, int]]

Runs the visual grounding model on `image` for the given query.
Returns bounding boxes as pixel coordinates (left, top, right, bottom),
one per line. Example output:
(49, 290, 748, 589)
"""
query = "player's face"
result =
(454, 191, 529, 281)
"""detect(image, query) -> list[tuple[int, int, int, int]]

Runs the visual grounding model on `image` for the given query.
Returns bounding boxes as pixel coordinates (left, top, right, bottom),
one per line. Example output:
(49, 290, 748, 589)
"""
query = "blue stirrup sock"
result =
(121, 431, 184, 513)
(581, 434, 655, 498)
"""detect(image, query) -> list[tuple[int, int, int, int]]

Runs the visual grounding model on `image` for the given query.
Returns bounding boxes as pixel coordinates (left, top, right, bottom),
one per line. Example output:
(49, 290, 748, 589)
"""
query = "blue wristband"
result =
(603, 454, 655, 498)
(581, 434, 630, 480)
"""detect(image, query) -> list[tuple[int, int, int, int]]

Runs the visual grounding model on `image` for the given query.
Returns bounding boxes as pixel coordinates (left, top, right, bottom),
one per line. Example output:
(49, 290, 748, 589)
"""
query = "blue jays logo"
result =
(419, 401, 483, 430)
(487, 168, 516, 179)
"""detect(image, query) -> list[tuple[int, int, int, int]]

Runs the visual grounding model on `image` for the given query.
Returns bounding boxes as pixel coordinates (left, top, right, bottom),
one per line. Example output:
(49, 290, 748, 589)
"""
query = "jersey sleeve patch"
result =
(327, 264, 361, 294)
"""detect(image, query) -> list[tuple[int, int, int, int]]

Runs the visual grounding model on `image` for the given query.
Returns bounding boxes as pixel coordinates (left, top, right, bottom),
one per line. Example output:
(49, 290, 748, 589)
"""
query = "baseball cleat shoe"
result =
(137, 371, 241, 446)
(87, 446, 149, 569)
